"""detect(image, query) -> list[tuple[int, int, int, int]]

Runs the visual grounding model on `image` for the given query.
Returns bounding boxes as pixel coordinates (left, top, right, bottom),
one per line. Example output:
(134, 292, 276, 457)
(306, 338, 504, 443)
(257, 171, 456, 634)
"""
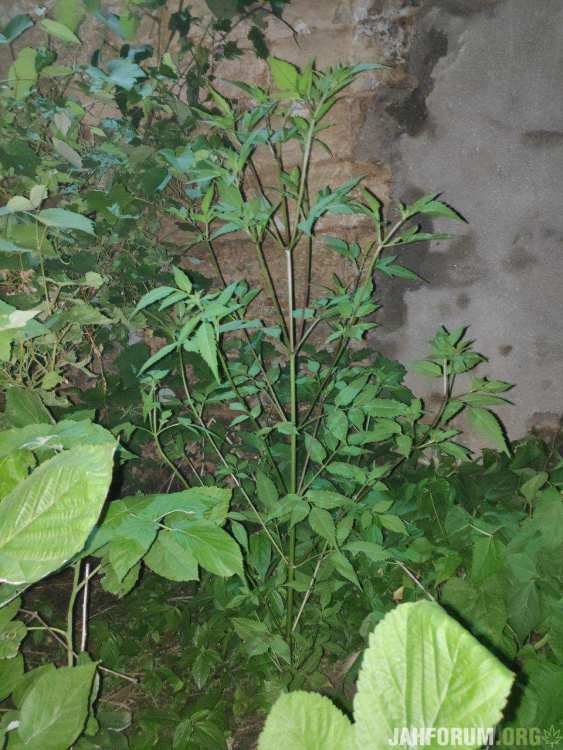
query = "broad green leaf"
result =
(54, 0, 85, 32)
(306, 490, 350, 510)
(183, 521, 243, 577)
(0, 15, 33, 44)
(344, 540, 390, 562)
(196, 322, 219, 381)
(326, 409, 348, 443)
(40, 18, 81, 44)
(17, 662, 97, 750)
(410, 359, 442, 378)
(53, 138, 83, 168)
(36, 208, 94, 235)
(144, 527, 199, 582)
(0, 419, 116, 458)
(0, 653, 23, 700)
(0, 619, 27, 659)
(471, 536, 506, 583)
(257, 691, 353, 750)
(0, 445, 114, 585)
(0, 452, 32, 500)
(8, 47, 37, 100)
(326, 462, 367, 484)
(106, 59, 145, 90)
(467, 407, 510, 455)
(330, 550, 360, 588)
(308, 507, 336, 546)
(354, 601, 514, 750)
(304, 433, 326, 463)
(4, 389, 51, 428)
(268, 57, 299, 92)
(363, 399, 409, 418)
(256, 470, 279, 511)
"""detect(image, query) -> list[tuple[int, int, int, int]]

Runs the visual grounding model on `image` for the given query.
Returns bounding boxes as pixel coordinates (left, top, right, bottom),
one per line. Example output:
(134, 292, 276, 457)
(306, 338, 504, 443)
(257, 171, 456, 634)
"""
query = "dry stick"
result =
(80, 561, 90, 652)
(291, 540, 329, 633)
(21, 609, 138, 684)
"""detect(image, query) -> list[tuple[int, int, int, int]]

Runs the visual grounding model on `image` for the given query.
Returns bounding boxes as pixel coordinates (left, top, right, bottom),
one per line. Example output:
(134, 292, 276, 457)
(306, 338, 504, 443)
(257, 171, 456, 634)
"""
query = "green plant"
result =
(258, 600, 515, 750)
(133, 57, 513, 670)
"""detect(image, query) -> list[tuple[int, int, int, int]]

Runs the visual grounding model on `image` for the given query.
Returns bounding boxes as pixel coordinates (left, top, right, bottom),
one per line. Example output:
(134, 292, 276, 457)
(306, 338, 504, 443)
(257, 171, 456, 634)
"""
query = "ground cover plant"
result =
(0, 2, 562, 748)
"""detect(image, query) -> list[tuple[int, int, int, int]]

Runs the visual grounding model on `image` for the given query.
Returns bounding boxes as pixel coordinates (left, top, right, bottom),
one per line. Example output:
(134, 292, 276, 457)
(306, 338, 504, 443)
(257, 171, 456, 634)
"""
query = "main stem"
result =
(286, 247, 297, 651)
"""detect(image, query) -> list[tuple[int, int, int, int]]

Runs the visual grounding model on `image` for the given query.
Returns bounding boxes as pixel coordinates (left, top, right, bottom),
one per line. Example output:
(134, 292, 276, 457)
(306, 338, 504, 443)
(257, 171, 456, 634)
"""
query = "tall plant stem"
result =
(66, 561, 82, 666)
(254, 238, 290, 347)
(179, 351, 288, 563)
(152, 410, 190, 489)
(205, 238, 287, 421)
(217, 348, 287, 492)
(285, 247, 298, 649)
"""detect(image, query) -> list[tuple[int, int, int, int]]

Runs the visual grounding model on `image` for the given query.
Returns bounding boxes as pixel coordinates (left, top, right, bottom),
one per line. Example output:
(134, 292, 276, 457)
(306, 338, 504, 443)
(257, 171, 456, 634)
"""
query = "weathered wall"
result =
(258, 0, 563, 440)
(2, 0, 562, 440)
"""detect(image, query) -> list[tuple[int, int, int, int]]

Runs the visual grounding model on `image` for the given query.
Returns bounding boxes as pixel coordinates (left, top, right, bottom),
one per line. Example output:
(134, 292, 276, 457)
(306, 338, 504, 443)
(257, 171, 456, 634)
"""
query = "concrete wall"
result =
(2, 0, 562, 440)
(261, 0, 563, 440)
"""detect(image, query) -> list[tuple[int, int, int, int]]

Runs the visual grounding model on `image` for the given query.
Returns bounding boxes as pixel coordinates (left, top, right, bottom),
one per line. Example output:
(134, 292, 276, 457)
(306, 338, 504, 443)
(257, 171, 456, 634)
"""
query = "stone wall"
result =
(2, 0, 562, 440)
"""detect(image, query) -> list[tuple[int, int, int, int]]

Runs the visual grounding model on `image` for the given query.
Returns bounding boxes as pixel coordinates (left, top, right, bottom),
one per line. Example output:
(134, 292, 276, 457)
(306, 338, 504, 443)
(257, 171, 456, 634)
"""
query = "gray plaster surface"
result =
(378, 0, 563, 438)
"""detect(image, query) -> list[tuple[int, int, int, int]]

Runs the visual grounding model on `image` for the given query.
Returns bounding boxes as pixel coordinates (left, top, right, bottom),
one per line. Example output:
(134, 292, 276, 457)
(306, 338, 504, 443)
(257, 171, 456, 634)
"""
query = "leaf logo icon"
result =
(543, 726, 562, 747)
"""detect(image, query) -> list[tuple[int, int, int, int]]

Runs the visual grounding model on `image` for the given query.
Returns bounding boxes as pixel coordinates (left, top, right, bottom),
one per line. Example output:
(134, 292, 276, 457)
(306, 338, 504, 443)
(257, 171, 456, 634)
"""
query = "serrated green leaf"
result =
(258, 691, 353, 750)
(354, 601, 514, 750)
(0, 445, 114, 585)
(467, 407, 510, 455)
(17, 662, 97, 750)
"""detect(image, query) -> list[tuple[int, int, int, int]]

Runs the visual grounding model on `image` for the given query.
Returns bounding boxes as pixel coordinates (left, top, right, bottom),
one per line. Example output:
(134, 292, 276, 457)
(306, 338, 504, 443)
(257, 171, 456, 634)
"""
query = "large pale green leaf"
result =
(0, 445, 114, 584)
(354, 601, 514, 750)
(16, 662, 96, 749)
(258, 691, 353, 750)
(0, 420, 116, 459)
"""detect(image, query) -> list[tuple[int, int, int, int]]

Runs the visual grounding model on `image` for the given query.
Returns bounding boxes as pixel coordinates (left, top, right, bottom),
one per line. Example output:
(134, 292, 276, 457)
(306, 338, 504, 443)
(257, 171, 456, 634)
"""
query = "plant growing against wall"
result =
(133, 56, 513, 673)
